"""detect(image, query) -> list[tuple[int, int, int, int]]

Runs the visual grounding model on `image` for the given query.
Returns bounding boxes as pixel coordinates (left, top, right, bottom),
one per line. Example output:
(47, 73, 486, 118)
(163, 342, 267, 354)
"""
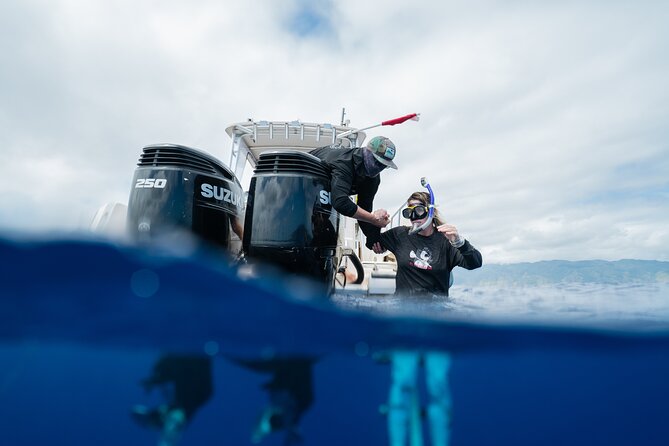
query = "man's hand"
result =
(353, 207, 390, 228)
(371, 209, 390, 228)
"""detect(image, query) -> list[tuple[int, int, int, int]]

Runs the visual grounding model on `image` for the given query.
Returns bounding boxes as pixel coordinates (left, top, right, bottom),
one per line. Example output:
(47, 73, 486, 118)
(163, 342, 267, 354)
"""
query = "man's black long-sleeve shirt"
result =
(310, 146, 381, 246)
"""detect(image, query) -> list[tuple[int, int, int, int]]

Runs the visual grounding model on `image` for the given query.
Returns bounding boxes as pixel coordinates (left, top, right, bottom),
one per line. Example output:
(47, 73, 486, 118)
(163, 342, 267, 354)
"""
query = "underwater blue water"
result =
(1, 236, 669, 446)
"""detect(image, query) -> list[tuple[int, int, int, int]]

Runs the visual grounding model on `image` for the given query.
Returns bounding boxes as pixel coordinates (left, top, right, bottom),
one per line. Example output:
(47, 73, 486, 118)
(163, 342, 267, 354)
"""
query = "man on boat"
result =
(311, 136, 397, 248)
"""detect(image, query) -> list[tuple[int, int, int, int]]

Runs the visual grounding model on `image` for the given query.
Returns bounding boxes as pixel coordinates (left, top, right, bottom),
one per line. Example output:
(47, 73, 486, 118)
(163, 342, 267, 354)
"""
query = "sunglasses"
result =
(402, 204, 430, 220)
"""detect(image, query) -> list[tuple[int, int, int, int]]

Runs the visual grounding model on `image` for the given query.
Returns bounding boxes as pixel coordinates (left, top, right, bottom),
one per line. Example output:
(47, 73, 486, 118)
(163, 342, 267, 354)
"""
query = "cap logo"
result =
(382, 146, 395, 160)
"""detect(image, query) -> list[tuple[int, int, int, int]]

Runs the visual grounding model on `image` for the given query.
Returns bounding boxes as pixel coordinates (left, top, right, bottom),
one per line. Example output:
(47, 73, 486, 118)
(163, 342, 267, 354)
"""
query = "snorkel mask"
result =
(402, 204, 429, 221)
(408, 177, 435, 235)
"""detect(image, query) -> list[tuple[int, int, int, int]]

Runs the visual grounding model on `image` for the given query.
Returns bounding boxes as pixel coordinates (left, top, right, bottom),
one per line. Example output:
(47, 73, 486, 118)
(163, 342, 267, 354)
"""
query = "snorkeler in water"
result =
(373, 179, 482, 446)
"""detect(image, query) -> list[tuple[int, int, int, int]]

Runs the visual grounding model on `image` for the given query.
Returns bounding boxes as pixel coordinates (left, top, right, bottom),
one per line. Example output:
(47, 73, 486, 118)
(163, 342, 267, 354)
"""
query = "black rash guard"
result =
(380, 226, 483, 297)
(310, 145, 381, 247)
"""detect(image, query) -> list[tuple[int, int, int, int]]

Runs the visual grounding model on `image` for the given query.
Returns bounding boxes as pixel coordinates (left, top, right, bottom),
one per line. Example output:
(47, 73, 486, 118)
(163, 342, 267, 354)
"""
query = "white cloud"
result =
(0, 0, 667, 262)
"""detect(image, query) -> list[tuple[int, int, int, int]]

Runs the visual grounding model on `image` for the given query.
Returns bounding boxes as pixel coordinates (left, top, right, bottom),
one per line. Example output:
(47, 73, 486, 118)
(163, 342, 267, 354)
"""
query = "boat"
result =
(92, 114, 400, 296)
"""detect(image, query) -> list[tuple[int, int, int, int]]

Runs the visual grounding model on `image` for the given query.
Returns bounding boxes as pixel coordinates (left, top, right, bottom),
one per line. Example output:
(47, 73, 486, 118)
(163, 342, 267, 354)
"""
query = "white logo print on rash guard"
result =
(409, 247, 433, 270)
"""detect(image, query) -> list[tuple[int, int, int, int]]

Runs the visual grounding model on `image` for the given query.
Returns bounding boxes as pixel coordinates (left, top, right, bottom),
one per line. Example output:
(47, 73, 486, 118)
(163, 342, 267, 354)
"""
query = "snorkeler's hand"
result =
(437, 223, 464, 246)
(372, 242, 386, 254)
(371, 209, 390, 228)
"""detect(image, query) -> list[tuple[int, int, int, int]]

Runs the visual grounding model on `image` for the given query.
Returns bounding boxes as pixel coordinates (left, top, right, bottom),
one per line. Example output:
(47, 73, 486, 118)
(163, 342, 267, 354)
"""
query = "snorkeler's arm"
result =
(451, 240, 483, 270)
(374, 226, 402, 254)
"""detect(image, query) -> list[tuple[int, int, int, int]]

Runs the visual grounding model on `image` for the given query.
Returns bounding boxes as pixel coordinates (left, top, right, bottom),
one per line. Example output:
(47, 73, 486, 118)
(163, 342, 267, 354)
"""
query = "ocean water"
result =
(334, 283, 669, 330)
(1, 236, 669, 446)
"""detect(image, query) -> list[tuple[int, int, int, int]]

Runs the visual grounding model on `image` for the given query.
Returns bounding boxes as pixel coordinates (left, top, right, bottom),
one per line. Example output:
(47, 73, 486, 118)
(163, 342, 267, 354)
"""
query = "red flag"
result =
(381, 113, 420, 126)
(336, 112, 421, 139)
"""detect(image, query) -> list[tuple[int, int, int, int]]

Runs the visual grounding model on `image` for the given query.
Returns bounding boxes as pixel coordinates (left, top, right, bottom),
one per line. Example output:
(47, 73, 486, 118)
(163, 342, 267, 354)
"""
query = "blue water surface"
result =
(1, 236, 669, 446)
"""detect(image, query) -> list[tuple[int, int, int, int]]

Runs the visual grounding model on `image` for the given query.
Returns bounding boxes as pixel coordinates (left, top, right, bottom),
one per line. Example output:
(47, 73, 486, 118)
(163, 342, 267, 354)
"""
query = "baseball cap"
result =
(365, 136, 398, 170)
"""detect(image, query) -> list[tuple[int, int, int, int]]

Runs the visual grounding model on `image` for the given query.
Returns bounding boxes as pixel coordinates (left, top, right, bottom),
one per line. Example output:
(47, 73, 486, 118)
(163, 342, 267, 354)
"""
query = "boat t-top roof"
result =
(225, 120, 367, 179)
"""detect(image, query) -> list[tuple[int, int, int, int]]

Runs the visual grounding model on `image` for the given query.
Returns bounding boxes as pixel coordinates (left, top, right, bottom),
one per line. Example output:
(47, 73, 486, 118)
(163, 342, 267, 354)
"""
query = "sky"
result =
(0, 0, 667, 264)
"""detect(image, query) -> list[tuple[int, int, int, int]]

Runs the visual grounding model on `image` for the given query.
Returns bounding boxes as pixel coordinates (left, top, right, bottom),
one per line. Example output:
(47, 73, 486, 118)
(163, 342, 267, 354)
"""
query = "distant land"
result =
(452, 260, 669, 286)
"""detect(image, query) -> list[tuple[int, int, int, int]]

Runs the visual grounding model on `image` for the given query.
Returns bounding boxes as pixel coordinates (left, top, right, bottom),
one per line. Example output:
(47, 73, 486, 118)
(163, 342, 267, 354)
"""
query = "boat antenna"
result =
(409, 177, 435, 235)
(337, 113, 420, 139)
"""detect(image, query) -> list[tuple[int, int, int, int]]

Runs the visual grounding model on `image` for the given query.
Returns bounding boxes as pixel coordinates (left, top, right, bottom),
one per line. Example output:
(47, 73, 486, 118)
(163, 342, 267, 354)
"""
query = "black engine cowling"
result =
(127, 144, 244, 250)
(242, 151, 339, 283)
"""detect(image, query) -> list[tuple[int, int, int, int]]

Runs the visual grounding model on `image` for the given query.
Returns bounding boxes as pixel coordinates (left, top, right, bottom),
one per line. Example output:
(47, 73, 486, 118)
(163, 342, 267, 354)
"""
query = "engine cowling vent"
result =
(254, 151, 329, 179)
(138, 144, 235, 180)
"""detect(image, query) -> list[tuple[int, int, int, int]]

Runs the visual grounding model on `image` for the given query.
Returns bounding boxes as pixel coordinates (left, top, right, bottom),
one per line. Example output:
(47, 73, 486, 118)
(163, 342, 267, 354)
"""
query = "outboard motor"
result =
(243, 151, 339, 285)
(127, 144, 244, 250)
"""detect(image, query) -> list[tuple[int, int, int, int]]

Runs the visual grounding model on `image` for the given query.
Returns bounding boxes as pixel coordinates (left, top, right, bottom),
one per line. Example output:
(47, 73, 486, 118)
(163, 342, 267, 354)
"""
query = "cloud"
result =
(0, 0, 667, 263)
